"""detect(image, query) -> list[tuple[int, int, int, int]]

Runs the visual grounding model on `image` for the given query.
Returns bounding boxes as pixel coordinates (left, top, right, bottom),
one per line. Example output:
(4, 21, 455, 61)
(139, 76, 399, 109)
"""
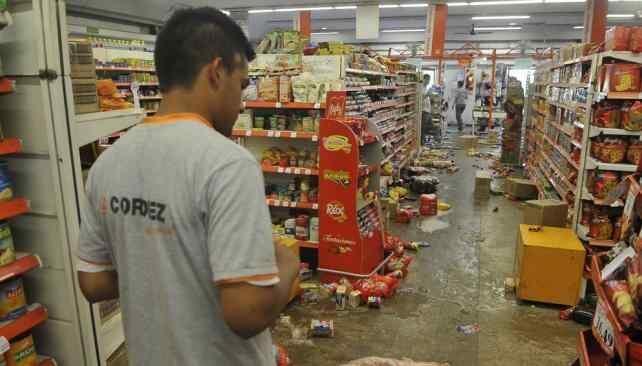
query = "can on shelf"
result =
(295, 215, 309, 241)
(0, 221, 16, 267)
(309, 217, 319, 242)
(284, 218, 296, 236)
(0, 278, 27, 321)
(5, 333, 38, 366)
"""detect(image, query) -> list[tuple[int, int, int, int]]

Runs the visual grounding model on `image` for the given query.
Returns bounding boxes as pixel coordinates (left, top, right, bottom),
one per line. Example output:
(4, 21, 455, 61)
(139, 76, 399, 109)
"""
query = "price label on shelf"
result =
(284, 168, 291, 174)
(267, 131, 275, 137)
(275, 131, 281, 138)
(294, 168, 301, 175)
(593, 300, 615, 354)
(275, 102, 282, 108)
(290, 201, 297, 208)
(312, 135, 318, 142)
(245, 130, 252, 137)
(290, 132, 297, 138)
(277, 167, 284, 173)
(304, 169, 311, 175)
(314, 103, 321, 109)
(312, 203, 319, 210)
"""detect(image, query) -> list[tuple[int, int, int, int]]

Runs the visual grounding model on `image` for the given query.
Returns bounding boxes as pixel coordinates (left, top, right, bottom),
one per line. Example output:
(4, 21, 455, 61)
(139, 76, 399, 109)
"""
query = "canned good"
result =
(0, 278, 27, 321)
(0, 221, 16, 266)
(309, 217, 319, 242)
(419, 194, 438, 216)
(6, 334, 38, 366)
(284, 218, 296, 236)
(254, 116, 265, 129)
(269, 116, 278, 130)
(295, 215, 309, 241)
(0, 161, 13, 202)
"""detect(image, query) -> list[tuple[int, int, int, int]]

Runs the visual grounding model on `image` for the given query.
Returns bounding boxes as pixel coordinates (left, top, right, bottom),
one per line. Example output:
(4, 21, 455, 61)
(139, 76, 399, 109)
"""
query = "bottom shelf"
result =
(577, 329, 611, 365)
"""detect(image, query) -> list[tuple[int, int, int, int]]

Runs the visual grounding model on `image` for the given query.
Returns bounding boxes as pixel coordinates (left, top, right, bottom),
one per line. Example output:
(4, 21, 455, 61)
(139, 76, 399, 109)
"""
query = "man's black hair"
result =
(457, 81, 464, 88)
(155, 7, 256, 92)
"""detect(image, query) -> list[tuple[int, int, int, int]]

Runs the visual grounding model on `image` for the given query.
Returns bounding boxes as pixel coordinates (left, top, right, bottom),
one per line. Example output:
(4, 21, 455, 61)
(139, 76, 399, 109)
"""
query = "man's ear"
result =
(208, 58, 224, 89)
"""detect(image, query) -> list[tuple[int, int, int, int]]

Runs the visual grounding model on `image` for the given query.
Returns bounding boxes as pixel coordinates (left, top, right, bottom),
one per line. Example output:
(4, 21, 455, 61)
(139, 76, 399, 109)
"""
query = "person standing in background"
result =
(421, 76, 432, 143)
(452, 80, 468, 132)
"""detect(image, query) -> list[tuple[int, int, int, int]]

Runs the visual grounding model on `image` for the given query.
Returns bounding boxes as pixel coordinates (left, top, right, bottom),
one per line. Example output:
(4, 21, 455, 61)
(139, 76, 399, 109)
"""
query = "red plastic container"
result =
(419, 194, 438, 216)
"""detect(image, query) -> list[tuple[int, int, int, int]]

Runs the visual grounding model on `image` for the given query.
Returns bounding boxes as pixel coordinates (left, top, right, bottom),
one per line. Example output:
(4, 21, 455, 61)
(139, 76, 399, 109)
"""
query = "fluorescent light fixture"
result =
(545, 0, 585, 2)
(381, 28, 426, 32)
(248, 9, 274, 13)
(311, 32, 339, 35)
(607, 13, 635, 18)
(470, 0, 540, 5)
(379, 4, 401, 8)
(274, 6, 334, 12)
(400, 3, 429, 7)
(474, 26, 522, 30)
(509, 22, 518, 25)
(334, 5, 358, 9)
(321, 27, 328, 30)
(609, 0, 642, 2)
(221, 10, 231, 15)
(573, 25, 584, 29)
(472, 15, 531, 19)
(447, 2, 469, 5)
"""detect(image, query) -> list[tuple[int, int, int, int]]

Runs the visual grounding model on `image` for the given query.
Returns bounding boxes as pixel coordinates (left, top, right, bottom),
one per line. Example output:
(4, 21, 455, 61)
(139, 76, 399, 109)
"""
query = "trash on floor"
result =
(456, 324, 480, 335)
(341, 357, 450, 366)
(310, 320, 334, 337)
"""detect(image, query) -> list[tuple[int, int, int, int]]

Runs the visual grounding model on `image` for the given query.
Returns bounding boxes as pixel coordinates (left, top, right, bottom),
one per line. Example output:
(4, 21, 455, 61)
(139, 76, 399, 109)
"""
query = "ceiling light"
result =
(311, 32, 339, 35)
(274, 6, 334, 12)
(400, 3, 429, 7)
(248, 9, 274, 13)
(321, 27, 328, 30)
(509, 22, 518, 25)
(334, 5, 358, 9)
(573, 25, 584, 29)
(474, 26, 522, 30)
(447, 2, 469, 5)
(381, 28, 426, 32)
(607, 13, 635, 18)
(470, 0, 540, 5)
(379, 4, 400, 8)
(609, 0, 642, 2)
(472, 15, 531, 19)
(545, 0, 585, 2)
(221, 10, 231, 15)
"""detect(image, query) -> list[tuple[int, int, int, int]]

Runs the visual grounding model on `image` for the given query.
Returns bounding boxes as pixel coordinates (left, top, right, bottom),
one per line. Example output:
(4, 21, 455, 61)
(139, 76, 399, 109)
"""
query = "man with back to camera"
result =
(76, 7, 300, 365)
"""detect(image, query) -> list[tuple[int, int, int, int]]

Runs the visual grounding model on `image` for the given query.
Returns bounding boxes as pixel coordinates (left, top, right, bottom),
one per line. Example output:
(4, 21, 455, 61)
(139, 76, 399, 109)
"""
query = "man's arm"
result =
(218, 244, 299, 339)
(78, 270, 119, 303)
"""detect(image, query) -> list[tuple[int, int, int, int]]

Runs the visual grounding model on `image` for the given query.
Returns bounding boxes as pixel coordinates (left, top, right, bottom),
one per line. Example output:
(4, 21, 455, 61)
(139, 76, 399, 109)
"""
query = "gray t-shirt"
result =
(454, 87, 468, 106)
(78, 113, 278, 366)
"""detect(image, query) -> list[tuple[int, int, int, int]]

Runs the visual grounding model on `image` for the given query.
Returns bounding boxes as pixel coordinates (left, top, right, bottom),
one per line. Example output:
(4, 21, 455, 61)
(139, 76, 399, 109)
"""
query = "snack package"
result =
(627, 255, 642, 312)
(605, 26, 631, 51)
(604, 280, 636, 328)
(623, 101, 642, 131)
(291, 75, 308, 103)
(631, 27, 642, 53)
(258, 77, 279, 101)
(594, 103, 621, 128)
(604, 63, 641, 93)
(279, 76, 291, 103)
(307, 81, 320, 104)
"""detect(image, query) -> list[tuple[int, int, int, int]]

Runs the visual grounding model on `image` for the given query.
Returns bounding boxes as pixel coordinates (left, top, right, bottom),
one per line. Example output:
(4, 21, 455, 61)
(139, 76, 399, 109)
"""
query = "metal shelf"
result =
(74, 109, 144, 147)
(586, 157, 638, 172)
(589, 126, 642, 137)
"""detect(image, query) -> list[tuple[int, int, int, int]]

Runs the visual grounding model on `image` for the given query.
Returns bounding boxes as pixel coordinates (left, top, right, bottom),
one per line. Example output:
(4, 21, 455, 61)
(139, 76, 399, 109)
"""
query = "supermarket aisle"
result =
(277, 145, 583, 366)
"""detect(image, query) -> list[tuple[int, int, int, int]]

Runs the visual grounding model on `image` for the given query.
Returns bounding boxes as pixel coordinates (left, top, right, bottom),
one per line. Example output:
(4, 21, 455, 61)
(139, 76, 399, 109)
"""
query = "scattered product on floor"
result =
(340, 358, 450, 366)
(456, 324, 480, 336)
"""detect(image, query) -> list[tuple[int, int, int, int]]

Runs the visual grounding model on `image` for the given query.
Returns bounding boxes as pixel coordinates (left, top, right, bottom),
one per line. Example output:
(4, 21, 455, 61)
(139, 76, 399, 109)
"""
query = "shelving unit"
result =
(525, 50, 642, 249)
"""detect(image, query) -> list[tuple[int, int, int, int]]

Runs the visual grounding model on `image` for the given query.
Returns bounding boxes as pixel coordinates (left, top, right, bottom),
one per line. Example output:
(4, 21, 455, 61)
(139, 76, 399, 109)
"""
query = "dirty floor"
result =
(275, 141, 584, 365)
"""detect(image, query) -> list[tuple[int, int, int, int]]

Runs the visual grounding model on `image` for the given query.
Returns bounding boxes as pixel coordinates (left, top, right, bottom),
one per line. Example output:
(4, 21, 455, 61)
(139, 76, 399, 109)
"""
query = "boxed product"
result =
(459, 135, 478, 151)
(279, 75, 291, 103)
(602, 63, 641, 93)
(605, 26, 631, 52)
(474, 170, 491, 199)
(523, 199, 568, 228)
(631, 26, 642, 53)
(505, 177, 538, 200)
(258, 77, 279, 101)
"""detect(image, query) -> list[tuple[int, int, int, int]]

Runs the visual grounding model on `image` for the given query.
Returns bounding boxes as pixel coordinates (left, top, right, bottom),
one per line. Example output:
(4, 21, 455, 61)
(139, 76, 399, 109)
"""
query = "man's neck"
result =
(155, 90, 212, 123)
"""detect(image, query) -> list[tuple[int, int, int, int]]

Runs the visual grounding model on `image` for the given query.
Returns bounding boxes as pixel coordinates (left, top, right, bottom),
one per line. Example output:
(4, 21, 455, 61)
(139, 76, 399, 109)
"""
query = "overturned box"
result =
(523, 199, 568, 227)
(475, 170, 491, 198)
(505, 177, 538, 200)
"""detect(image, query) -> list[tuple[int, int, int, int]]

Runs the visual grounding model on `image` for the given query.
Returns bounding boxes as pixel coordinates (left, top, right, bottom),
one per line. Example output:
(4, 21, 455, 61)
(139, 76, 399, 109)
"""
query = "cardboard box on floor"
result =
(459, 135, 478, 151)
(514, 225, 584, 306)
(523, 200, 568, 227)
(475, 170, 491, 198)
(505, 177, 538, 200)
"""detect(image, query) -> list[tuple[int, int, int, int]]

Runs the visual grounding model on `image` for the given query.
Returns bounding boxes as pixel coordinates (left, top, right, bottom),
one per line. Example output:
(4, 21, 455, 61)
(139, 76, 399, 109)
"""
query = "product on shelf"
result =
(4, 333, 38, 366)
(96, 80, 134, 111)
(623, 101, 642, 131)
(261, 146, 318, 169)
(266, 177, 318, 204)
(256, 30, 305, 55)
(0, 221, 16, 266)
(593, 137, 627, 164)
(600, 63, 641, 93)
(0, 161, 13, 201)
(0, 277, 27, 321)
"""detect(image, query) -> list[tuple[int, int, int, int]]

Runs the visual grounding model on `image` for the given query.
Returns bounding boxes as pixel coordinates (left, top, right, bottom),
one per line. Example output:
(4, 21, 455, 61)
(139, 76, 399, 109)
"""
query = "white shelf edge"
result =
(100, 310, 125, 361)
(74, 109, 144, 147)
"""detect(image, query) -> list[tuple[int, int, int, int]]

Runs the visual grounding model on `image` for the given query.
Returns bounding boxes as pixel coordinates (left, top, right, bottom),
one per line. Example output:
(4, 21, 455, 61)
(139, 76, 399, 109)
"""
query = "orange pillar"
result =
(425, 4, 448, 58)
(583, 0, 608, 44)
(295, 11, 311, 38)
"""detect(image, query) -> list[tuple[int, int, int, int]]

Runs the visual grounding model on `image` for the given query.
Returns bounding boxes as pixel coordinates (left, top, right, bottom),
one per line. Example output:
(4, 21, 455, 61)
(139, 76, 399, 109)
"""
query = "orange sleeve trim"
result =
(142, 112, 212, 128)
(215, 273, 279, 285)
(78, 257, 113, 266)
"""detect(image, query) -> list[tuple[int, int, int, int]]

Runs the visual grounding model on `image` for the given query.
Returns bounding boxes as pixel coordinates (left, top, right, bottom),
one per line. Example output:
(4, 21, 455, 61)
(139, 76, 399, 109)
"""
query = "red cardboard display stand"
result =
(317, 113, 387, 282)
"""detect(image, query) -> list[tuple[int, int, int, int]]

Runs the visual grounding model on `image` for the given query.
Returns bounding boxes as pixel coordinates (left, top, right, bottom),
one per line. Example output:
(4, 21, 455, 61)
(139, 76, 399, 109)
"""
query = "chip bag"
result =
(604, 280, 637, 329)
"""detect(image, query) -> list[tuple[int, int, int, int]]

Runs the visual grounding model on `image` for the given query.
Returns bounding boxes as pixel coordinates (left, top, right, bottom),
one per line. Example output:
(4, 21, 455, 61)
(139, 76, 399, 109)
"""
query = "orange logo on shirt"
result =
(99, 196, 108, 215)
